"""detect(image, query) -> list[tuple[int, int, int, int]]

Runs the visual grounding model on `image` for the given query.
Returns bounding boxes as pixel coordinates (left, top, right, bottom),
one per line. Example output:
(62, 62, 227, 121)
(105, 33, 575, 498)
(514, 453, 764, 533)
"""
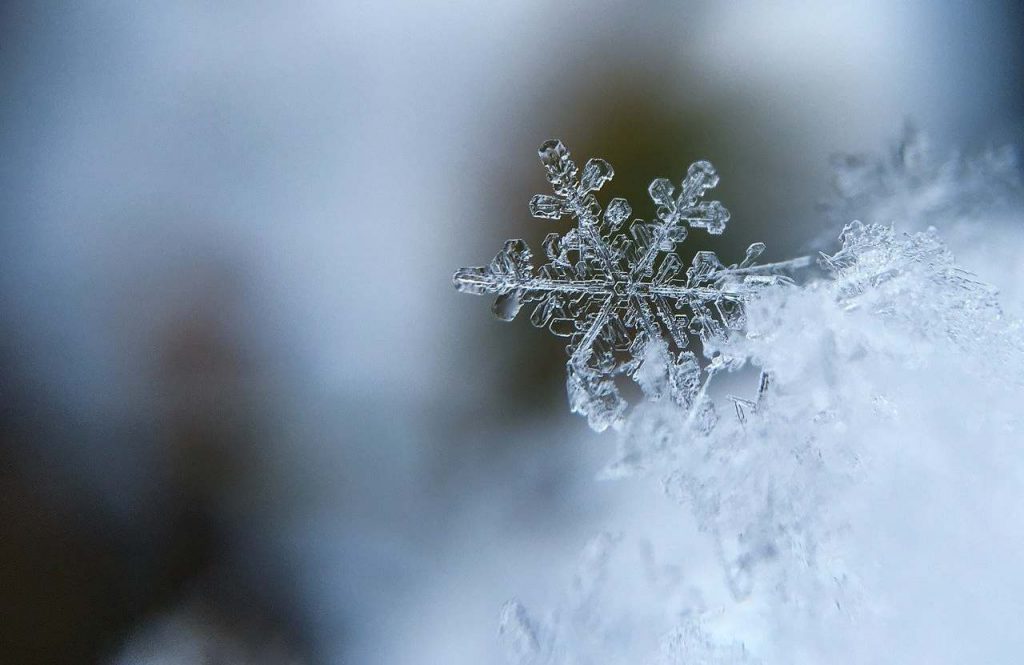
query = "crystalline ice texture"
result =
(454, 140, 808, 431)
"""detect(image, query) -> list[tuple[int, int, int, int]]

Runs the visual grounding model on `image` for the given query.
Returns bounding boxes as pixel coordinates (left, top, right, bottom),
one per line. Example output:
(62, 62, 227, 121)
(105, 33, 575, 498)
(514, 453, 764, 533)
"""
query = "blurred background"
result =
(1, 1, 1022, 663)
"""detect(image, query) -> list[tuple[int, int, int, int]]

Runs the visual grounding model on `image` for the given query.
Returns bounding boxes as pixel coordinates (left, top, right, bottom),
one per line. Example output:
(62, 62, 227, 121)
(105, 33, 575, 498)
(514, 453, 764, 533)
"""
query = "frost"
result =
(601, 220, 1024, 662)
(823, 125, 1024, 309)
(454, 140, 809, 431)
(820, 221, 1005, 348)
(498, 533, 621, 665)
(454, 136, 1024, 663)
(498, 532, 748, 665)
(657, 623, 755, 665)
(824, 123, 1023, 237)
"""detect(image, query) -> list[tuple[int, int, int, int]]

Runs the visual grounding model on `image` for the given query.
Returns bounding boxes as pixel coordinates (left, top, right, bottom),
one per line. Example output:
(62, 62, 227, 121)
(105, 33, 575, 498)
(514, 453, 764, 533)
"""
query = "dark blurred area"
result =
(2, 2, 1022, 663)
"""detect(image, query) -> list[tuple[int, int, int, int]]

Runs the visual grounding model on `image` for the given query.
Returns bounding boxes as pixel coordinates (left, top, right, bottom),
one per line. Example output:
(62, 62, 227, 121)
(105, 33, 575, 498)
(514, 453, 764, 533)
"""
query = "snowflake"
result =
(453, 140, 809, 431)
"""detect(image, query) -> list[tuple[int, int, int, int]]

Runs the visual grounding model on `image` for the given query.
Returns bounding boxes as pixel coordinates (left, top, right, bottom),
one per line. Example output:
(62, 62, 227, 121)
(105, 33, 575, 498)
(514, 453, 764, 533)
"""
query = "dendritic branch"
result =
(454, 140, 808, 431)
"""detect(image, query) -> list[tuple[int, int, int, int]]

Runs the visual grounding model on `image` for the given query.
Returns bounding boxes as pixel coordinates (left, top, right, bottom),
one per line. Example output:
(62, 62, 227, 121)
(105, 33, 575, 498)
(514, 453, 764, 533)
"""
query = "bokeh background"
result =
(2, 2, 1022, 663)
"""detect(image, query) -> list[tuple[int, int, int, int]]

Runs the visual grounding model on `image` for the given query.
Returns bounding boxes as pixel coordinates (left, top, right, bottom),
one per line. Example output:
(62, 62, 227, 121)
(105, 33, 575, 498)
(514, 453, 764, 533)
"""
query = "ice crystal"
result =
(595, 218, 1024, 662)
(467, 135, 1024, 664)
(614, 221, 1011, 590)
(499, 533, 621, 665)
(498, 532, 744, 665)
(821, 221, 1001, 328)
(823, 124, 1023, 242)
(823, 125, 1024, 309)
(453, 140, 809, 431)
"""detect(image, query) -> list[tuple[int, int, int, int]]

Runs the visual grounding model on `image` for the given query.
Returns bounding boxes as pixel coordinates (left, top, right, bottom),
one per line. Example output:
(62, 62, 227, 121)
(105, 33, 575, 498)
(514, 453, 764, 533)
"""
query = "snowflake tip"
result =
(538, 139, 576, 190)
(743, 242, 766, 266)
(648, 177, 675, 210)
(701, 200, 730, 234)
(529, 193, 566, 220)
(580, 157, 614, 193)
(452, 266, 491, 295)
(683, 160, 720, 201)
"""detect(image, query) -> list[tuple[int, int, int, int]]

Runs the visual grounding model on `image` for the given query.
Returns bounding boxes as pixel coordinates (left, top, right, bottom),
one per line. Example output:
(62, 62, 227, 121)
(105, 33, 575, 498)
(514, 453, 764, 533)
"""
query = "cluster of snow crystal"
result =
(499, 533, 623, 665)
(686, 221, 1024, 662)
(455, 135, 1024, 663)
(499, 532, 755, 665)
(824, 124, 1022, 238)
(824, 125, 1024, 308)
(504, 219, 1024, 663)
(618, 219, 1018, 598)
(454, 141, 808, 431)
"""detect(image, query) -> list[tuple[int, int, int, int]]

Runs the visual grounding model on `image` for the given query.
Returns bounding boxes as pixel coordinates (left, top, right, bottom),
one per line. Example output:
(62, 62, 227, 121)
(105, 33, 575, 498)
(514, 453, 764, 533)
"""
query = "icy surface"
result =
(454, 140, 808, 431)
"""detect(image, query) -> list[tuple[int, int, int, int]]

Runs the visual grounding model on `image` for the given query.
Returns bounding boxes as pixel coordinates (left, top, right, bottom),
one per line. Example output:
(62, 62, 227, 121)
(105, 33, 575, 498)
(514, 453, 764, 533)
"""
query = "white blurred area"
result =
(1, 1, 1020, 663)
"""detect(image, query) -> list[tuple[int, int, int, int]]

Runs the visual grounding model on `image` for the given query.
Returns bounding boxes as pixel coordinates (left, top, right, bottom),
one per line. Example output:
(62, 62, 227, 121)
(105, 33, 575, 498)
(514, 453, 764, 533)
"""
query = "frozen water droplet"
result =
(493, 290, 522, 321)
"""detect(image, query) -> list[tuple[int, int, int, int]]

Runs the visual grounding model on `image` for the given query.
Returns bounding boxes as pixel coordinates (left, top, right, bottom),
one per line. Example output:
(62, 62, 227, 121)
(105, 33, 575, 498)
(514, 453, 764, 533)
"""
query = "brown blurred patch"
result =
(0, 257, 309, 663)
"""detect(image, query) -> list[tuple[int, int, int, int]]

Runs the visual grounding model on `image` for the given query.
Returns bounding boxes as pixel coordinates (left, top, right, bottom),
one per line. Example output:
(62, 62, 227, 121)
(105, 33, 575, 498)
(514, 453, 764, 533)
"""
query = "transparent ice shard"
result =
(454, 140, 809, 431)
